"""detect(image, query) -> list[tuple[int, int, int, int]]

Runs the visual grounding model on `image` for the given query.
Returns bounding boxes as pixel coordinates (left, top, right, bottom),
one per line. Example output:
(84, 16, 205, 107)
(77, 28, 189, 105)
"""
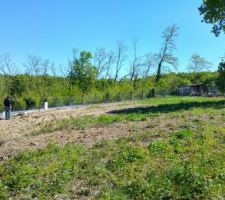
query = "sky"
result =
(0, 0, 224, 74)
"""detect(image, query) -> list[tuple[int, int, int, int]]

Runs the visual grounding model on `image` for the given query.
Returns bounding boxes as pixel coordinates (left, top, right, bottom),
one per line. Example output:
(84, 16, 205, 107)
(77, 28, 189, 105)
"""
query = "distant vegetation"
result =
(0, 70, 221, 111)
(0, 21, 224, 111)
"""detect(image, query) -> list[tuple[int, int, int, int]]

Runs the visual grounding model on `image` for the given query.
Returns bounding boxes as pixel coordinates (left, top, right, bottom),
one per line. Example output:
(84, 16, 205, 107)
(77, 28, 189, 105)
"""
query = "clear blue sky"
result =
(0, 0, 224, 74)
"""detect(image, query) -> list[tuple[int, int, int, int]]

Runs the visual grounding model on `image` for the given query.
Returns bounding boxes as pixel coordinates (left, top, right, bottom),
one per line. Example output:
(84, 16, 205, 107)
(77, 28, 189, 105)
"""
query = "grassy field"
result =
(0, 96, 224, 199)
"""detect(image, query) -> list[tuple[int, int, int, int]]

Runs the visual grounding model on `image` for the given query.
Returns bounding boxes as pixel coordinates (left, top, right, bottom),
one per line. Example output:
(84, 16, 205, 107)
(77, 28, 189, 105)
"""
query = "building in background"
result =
(179, 84, 212, 96)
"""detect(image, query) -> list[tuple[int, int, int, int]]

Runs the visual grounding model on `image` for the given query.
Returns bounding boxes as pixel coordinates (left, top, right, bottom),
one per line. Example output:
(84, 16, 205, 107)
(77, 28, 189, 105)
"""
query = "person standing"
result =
(4, 96, 12, 120)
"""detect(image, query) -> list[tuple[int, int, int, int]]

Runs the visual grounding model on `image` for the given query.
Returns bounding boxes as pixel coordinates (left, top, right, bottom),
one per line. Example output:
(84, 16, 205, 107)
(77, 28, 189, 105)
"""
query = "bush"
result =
(23, 97, 36, 110)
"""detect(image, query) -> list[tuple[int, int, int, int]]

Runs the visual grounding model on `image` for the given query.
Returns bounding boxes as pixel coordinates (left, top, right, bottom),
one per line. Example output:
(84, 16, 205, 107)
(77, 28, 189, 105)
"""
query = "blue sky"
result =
(0, 0, 224, 74)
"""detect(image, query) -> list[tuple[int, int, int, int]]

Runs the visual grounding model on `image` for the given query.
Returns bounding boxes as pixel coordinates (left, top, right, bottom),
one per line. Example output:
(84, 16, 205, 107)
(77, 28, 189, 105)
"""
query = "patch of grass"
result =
(148, 140, 171, 154)
(139, 96, 225, 106)
(36, 113, 148, 135)
(1, 124, 225, 199)
(35, 97, 225, 135)
(1, 97, 224, 199)
(0, 143, 84, 199)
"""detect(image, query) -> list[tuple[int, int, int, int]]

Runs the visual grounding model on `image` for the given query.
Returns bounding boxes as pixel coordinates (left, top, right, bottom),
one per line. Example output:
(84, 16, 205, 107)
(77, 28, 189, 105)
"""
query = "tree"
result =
(114, 41, 127, 82)
(23, 55, 43, 93)
(104, 51, 116, 79)
(140, 53, 155, 98)
(155, 24, 179, 83)
(129, 39, 143, 87)
(42, 59, 54, 100)
(0, 53, 16, 95)
(10, 75, 26, 97)
(94, 48, 108, 79)
(217, 59, 225, 93)
(199, 0, 225, 36)
(70, 50, 97, 93)
(187, 54, 212, 84)
(143, 53, 155, 79)
(24, 55, 42, 76)
(187, 54, 212, 73)
(0, 53, 16, 75)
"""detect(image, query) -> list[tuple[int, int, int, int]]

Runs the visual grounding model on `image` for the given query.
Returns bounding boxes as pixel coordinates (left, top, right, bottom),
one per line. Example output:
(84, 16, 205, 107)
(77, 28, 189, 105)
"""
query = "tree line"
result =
(0, 19, 224, 111)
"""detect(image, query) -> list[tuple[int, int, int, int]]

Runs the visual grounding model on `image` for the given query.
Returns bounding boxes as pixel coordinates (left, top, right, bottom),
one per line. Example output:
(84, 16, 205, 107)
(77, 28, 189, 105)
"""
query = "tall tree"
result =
(129, 39, 143, 87)
(68, 49, 79, 96)
(104, 51, 116, 79)
(70, 50, 96, 93)
(155, 24, 179, 83)
(199, 0, 225, 36)
(114, 41, 127, 82)
(143, 53, 155, 79)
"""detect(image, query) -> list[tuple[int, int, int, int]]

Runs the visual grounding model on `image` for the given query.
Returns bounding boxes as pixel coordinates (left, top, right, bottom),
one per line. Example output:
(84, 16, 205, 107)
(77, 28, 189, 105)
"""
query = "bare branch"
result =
(94, 48, 108, 78)
(0, 53, 16, 75)
(114, 41, 127, 82)
(105, 51, 116, 79)
(24, 55, 42, 76)
(156, 24, 179, 83)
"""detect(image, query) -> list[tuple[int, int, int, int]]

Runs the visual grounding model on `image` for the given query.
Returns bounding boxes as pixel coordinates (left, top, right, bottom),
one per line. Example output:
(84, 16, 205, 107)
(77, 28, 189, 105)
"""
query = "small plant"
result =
(173, 129, 193, 140)
(148, 140, 171, 154)
(106, 145, 146, 171)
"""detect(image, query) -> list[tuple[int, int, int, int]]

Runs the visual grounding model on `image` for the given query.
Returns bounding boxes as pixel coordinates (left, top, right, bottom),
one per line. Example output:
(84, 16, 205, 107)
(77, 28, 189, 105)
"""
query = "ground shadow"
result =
(108, 100, 225, 115)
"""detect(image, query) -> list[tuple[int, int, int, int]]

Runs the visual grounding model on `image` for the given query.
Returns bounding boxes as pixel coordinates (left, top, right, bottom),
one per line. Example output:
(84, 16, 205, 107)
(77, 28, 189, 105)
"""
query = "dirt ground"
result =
(1, 100, 223, 162)
(0, 101, 145, 161)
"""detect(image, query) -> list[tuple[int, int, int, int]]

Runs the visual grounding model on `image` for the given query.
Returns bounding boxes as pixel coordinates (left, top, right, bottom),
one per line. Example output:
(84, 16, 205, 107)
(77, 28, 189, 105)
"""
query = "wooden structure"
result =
(179, 84, 209, 96)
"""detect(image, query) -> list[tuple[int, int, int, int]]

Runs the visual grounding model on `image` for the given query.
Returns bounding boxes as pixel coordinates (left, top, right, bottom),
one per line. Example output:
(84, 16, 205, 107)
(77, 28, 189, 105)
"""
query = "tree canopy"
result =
(69, 51, 97, 93)
(199, 0, 225, 36)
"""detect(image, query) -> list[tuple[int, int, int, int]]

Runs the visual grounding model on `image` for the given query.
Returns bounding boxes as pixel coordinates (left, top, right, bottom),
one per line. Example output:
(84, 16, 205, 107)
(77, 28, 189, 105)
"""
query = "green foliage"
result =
(0, 71, 221, 112)
(148, 140, 171, 154)
(217, 60, 225, 93)
(0, 143, 84, 199)
(23, 97, 36, 110)
(199, 0, 225, 36)
(10, 75, 26, 97)
(37, 113, 148, 135)
(36, 96, 225, 135)
(106, 145, 147, 172)
(70, 51, 97, 93)
(173, 129, 193, 139)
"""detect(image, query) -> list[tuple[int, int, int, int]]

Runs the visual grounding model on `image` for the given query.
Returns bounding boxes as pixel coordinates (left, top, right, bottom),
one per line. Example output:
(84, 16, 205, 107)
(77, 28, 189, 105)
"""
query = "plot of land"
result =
(0, 97, 224, 199)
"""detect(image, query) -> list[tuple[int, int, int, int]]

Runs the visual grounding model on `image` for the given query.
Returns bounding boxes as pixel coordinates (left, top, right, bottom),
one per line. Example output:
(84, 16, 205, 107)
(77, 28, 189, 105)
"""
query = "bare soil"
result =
(0, 101, 142, 160)
(0, 100, 223, 162)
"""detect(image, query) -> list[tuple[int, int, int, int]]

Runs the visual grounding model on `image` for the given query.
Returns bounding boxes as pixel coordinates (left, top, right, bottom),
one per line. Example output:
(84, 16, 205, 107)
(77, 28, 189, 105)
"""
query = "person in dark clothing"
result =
(4, 96, 12, 120)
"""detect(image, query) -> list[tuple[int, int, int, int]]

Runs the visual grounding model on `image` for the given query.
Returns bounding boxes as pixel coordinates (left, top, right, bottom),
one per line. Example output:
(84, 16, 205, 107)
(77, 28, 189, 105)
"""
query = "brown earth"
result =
(0, 100, 223, 162)
(0, 101, 142, 161)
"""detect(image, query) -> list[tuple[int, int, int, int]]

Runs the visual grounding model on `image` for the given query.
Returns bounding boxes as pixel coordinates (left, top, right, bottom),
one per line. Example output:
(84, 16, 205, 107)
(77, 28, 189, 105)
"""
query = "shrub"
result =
(23, 97, 36, 110)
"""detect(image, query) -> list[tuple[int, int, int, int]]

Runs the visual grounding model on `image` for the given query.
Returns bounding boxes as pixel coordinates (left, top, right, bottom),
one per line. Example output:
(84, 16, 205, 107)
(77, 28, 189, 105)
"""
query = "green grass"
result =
(36, 113, 149, 135)
(1, 127, 224, 199)
(36, 96, 225, 135)
(138, 96, 224, 105)
(0, 96, 225, 199)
